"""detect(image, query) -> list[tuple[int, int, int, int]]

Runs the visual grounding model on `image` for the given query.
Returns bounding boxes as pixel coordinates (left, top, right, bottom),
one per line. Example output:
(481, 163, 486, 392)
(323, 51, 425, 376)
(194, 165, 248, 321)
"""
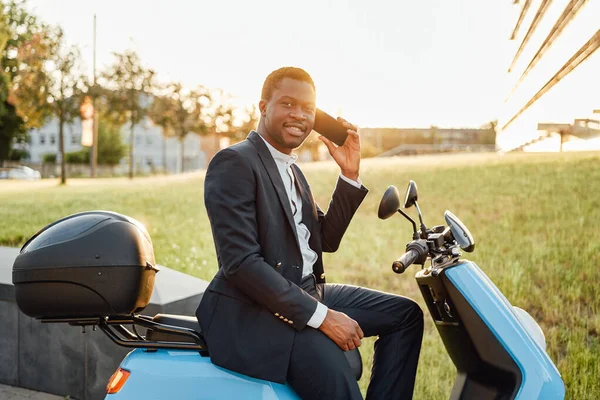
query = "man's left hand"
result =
(318, 117, 361, 181)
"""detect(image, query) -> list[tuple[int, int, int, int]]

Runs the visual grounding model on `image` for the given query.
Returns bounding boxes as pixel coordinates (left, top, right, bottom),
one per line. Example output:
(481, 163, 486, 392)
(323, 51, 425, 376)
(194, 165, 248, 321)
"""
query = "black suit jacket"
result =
(196, 131, 368, 383)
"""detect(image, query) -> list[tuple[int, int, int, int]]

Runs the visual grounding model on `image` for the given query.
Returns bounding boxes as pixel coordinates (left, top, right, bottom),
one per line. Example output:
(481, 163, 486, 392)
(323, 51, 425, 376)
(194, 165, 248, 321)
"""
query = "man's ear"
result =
(259, 99, 267, 116)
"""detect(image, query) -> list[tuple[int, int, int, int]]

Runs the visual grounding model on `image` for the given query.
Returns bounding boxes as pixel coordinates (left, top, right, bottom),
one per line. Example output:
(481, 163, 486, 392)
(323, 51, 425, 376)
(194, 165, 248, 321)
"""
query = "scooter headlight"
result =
(513, 306, 547, 351)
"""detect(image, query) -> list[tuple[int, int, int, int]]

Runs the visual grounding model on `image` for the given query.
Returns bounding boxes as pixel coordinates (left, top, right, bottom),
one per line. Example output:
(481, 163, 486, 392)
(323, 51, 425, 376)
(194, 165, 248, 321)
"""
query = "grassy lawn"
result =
(1, 151, 599, 399)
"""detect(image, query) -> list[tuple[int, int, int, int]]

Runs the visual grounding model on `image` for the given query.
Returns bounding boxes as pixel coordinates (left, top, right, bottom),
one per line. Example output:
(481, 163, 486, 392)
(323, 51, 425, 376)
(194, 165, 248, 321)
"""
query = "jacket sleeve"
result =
(204, 148, 319, 331)
(318, 177, 369, 252)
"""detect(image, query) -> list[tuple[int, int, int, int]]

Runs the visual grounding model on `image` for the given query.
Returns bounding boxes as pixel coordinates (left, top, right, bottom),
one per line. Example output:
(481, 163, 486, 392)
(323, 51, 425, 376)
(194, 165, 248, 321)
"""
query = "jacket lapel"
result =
(247, 131, 299, 243)
(291, 164, 314, 232)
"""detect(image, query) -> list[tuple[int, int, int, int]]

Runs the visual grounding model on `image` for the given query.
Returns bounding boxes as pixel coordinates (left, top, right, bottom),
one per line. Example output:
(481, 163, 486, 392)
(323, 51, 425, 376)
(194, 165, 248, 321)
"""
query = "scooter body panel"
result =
(444, 261, 564, 399)
(105, 349, 300, 400)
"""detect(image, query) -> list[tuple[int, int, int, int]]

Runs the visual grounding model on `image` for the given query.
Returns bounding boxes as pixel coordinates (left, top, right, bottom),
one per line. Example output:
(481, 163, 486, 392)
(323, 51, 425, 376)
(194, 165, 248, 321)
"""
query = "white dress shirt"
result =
(257, 133, 362, 328)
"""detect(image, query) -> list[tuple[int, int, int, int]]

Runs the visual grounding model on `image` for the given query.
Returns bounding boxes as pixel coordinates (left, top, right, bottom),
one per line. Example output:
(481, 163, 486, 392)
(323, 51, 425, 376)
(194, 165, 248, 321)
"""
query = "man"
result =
(196, 67, 423, 399)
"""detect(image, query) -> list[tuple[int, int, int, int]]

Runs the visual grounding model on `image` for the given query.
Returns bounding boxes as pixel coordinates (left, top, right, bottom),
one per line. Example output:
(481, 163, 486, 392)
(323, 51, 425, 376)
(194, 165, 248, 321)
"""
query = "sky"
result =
(26, 0, 518, 129)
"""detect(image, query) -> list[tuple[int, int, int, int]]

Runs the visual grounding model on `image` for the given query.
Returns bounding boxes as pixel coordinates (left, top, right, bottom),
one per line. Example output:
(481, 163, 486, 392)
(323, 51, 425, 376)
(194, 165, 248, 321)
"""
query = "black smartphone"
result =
(313, 108, 348, 146)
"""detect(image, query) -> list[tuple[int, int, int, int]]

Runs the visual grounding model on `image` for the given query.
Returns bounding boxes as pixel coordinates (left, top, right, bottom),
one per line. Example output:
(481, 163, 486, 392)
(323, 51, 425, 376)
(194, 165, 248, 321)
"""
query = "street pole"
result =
(91, 14, 98, 178)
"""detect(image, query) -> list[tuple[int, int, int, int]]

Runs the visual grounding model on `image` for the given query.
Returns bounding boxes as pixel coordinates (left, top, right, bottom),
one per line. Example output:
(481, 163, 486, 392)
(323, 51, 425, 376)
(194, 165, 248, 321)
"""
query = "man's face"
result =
(259, 78, 316, 154)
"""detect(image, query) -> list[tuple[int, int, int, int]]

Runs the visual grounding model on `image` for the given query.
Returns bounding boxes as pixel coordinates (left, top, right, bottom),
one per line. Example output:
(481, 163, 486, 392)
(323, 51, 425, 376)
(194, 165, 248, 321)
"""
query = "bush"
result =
(360, 142, 382, 158)
(42, 153, 56, 163)
(65, 149, 90, 164)
(98, 121, 126, 165)
(8, 148, 29, 161)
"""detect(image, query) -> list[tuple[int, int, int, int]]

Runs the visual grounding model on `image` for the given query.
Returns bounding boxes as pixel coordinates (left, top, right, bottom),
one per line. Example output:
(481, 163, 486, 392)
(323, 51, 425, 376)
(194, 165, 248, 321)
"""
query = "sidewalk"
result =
(0, 383, 66, 399)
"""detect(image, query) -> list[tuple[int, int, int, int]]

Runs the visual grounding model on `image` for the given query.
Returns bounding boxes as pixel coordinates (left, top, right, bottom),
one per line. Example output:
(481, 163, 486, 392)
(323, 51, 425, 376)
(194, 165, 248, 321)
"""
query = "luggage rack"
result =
(40, 314, 208, 353)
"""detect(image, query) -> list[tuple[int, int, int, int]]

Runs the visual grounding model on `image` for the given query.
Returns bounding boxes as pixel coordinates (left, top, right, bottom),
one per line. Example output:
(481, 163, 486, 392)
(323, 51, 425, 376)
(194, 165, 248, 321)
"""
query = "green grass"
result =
(1, 151, 599, 399)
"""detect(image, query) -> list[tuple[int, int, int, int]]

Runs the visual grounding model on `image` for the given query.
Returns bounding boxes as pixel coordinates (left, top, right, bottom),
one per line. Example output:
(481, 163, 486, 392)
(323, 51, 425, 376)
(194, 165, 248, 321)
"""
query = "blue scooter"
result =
(12, 180, 565, 399)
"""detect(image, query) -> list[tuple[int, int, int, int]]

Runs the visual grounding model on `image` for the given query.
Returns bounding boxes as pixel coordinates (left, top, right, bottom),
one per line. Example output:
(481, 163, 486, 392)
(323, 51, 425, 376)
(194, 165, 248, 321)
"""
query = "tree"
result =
(204, 94, 260, 144)
(97, 119, 126, 165)
(101, 49, 155, 179)
(0, 0, 54, 165)
(298, 131, 324, 161)
(62, 120, 124, 166)
(430, 125, 439, 145)
(2, 0, 54, 129)
(148, 83, 209, 173)
(480, 120, 498, 144)
(0, 0, 9, 116)
(148, 90, 175, 173)
(0, 2, 23, 165)
(197, 91, 235, 164)
(45, 28, 86, 184)
(202, 90, 230, 135)
(0, 100, 26, 164)
(225, 104, 259, 143)
(200, 93, 260, 163)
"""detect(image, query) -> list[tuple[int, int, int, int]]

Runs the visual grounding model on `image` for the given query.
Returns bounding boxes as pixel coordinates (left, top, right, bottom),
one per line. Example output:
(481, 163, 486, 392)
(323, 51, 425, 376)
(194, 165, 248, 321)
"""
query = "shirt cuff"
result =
(339, 173, 362, 189)
(306, 302, 328, 328)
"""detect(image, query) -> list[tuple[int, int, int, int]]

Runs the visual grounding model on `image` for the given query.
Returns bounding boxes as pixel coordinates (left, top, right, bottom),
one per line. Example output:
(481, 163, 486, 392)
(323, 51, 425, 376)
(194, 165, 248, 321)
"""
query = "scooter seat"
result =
(147, 313, 363, 381)
(146, 313, 205, 344)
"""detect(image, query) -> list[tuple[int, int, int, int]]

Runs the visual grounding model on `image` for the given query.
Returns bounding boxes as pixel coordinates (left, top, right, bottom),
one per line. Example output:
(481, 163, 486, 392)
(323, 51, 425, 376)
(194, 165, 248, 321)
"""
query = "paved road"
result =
(0, 383, 66, 399)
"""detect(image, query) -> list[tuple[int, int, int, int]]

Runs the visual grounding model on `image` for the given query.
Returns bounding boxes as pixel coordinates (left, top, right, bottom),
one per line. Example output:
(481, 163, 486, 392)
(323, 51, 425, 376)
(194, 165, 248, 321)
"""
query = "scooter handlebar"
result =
(392, 250, 419, 274)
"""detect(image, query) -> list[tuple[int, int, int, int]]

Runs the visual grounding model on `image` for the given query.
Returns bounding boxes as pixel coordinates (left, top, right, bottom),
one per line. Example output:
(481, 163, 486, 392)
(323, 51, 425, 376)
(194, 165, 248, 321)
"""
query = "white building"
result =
(498, 0, 600, 151)
(27, 117, 209, 174)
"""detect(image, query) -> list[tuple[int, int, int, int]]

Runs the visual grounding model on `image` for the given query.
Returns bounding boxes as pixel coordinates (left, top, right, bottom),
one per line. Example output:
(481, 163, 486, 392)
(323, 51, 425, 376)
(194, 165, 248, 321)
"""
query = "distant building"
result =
(498, 0, 600, 151)
(359, 127, 496, 156)
(26, 117, 224, 174)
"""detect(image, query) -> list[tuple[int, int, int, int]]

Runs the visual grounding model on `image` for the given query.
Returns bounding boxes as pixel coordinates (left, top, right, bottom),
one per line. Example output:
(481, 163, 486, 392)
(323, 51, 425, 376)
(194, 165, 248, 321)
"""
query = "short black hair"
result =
(261, 67, 315, 101)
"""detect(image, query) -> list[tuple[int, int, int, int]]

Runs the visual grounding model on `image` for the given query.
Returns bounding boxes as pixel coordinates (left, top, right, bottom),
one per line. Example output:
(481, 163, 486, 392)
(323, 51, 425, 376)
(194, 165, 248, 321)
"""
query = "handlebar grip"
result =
(392, 250, 418, 274)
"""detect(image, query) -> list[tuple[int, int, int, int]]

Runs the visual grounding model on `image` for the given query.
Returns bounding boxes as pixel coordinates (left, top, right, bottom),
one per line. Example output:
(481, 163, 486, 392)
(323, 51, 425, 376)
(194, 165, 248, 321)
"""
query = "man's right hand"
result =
(319, 309, 364, 351)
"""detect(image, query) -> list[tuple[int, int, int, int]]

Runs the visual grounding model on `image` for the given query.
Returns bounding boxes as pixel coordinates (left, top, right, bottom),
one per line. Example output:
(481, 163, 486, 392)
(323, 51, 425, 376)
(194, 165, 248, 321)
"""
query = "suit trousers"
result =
(287, 275, 424, 400)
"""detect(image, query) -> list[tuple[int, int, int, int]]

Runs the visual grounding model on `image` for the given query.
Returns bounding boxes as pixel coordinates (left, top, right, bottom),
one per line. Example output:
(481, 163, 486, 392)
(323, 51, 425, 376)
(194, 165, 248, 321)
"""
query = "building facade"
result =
(25, 117, 223, 174)
(498, 0, 600, 151)
(359, 127, 496, 156)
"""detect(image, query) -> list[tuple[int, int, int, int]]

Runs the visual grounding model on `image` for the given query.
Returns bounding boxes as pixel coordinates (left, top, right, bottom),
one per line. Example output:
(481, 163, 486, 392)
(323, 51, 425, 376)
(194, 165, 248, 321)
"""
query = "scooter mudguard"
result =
(105, 348, 301, 400)
(444, 261, 565, 399)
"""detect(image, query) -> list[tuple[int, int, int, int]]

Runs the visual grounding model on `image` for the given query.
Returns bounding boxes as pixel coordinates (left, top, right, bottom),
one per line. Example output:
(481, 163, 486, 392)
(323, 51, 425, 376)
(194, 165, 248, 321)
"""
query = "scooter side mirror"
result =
(404, 180, 418, 209)
(378, 186, 401, 220)
(444, 210, 475, 252)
